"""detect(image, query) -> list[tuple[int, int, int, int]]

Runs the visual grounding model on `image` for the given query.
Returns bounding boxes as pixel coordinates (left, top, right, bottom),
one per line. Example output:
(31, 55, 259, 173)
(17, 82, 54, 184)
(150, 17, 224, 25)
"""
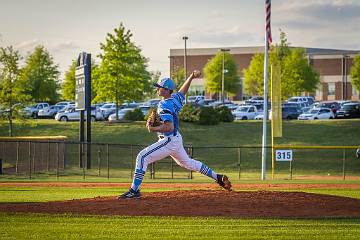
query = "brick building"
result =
(169, 46, 360, 101)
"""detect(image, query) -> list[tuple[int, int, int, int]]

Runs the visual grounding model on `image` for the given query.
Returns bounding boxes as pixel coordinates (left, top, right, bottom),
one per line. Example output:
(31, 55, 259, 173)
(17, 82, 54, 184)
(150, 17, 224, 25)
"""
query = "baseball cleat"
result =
(216, 174, 232, 191)
(118, 189, 141, 199)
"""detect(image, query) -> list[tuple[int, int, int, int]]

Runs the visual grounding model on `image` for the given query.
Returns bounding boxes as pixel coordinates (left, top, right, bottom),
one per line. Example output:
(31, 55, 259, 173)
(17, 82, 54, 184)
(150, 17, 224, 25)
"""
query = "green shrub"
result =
(124, 108, 145, 121)
(216, 106, 234, 122)
(198, 106, 220, 125)
(179, 104, 199, 122)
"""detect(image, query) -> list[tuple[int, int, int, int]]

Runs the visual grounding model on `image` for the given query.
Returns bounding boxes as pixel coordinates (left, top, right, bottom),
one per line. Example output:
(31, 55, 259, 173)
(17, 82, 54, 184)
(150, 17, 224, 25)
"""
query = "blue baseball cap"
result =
(153, 78, 176, 91)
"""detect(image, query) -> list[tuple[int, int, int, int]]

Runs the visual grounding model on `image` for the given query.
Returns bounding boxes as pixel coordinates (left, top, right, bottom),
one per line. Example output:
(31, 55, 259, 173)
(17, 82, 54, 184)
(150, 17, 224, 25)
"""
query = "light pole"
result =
(182, 36, 188, 75)
(182, 36, 188, 102)
(220, 48, 230, 103)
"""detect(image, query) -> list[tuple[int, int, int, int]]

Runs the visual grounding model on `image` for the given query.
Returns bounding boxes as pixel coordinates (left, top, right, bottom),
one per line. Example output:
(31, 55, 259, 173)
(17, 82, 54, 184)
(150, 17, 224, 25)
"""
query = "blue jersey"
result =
(157, 92, 185, 136)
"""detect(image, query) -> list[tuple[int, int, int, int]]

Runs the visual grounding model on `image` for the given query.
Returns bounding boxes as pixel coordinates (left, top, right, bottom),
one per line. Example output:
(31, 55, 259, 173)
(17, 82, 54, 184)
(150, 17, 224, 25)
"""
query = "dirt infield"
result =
(1, 190, 360, 218)
(1, 182, 360, 189)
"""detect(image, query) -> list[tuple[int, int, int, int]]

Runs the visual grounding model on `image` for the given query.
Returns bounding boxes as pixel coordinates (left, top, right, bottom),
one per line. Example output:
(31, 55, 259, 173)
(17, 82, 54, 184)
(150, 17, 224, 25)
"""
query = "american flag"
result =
(265, 0, 272, 47)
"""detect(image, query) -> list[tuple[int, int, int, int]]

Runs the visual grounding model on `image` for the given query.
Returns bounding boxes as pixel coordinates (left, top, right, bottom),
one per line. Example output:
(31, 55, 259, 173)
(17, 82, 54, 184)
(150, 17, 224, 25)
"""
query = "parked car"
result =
(54, 106, 100, 122)
(202, 99, 216, 106)
(187, 95, 205, 105)
(99, 103, 116, 120)
(283, 102, 307, 111)
(122, 101, 139, 109)
(209, 100, 234, 108)
(55, 101, 75, 108)
(146, 99, 161, 107)
(245, 96, 264, 104)
(138, 105, 151, 116)
(0, 103, 24, 118)
(297, 107, 334, 120)
(108, 108, 134, 122)
(281, 106, 302, 120)
(232, 105, 258, 120)
(23, 102, 49, 118)
(335, 103, 360, 118)
(317, 101, 341, 115)
(37, 105, 65, 118)
(286, 96, 308, 105)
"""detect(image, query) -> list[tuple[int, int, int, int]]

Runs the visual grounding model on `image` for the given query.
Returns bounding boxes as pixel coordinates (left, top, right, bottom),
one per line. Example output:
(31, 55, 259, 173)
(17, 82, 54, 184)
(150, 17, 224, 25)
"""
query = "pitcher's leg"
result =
(171, 146, 232, 190)
(119, 138, 172, 199)
(131, 138, 172, 191)
(171, 146, 218, 180)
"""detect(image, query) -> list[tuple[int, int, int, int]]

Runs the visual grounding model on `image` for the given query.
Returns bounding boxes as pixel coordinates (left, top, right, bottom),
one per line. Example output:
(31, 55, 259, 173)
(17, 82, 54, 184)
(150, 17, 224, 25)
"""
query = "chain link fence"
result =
(0, 139, 359, 180)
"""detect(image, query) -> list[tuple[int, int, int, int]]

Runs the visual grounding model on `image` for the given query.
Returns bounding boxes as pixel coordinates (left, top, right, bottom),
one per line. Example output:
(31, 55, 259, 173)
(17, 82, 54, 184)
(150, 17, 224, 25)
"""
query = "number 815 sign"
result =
(275, 150, 293, 161)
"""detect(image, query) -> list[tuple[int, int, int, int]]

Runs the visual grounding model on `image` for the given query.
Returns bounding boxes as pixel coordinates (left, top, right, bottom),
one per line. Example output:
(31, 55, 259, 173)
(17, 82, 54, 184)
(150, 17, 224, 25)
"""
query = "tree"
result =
(243, 53, 264, 96)
(351, 54, 360, 92)
(62, 59, 99, 102)
(93, 23, 151, 119)
(242, 31, 319, 98)
(145, 70, 161, 99)
(61, 60, 76, 101)
(21, 45, 60, 103)
(0, 46, 31, 136)
(281, 48, 319, 98)
(171, 66, 185, 89)
(203, 52, 240, 98)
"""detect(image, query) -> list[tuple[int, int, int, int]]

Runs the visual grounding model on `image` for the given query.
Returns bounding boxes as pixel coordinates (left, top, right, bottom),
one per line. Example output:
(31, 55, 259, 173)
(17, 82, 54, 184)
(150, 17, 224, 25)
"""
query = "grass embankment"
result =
(0, 119, 360, 177)
(1, 119, 360, 146)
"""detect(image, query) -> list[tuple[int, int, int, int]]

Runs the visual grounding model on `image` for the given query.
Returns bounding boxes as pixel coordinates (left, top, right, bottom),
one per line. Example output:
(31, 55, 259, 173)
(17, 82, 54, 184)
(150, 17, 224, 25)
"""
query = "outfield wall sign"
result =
(75, 52, 91, 110)
(275, 150, 293, 161)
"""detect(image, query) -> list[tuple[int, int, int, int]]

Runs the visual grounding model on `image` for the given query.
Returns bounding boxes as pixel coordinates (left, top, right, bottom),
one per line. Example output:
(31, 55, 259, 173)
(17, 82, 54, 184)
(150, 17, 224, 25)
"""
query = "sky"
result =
(1, 0, 360, 79)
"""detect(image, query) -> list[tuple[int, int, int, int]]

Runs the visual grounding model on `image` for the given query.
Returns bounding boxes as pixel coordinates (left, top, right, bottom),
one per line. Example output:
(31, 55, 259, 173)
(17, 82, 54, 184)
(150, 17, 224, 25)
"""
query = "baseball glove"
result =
(147, 109, 162, 127)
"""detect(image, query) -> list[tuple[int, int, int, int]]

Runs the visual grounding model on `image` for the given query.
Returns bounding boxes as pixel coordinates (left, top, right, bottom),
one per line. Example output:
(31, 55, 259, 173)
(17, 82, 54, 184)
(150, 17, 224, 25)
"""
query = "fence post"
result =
(130, 145, 134, 178)
(32, 142, 36, 174)
(16, 142, 19, 174)
(56, 142, 59, 180)
(47, 141, 50, 172)
(237, 147, 241, 180)
(171, 158, 174, 179)
(189, 144, 193, 179)
(97, 147, 101, 177)
(62, 141, 66, 170)
(106, 144, 109, 179)
(289, 161, 293, 180)
(151, 163, 155, 179)
(28, 142, 31, 180)
(82, 143, 85, 180)
(342, 148, 346, 180)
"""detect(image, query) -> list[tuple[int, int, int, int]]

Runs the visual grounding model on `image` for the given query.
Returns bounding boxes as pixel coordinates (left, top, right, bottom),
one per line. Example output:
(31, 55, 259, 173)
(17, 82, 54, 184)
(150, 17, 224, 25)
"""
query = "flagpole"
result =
(261, 32, 269, 181)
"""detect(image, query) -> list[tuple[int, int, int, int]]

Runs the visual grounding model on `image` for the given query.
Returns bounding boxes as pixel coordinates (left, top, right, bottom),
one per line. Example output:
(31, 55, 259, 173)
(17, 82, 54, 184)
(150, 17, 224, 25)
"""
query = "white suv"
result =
(55, 106, 102, 122)
(232, 105, 258, 120)
(23, 102, 49, 118)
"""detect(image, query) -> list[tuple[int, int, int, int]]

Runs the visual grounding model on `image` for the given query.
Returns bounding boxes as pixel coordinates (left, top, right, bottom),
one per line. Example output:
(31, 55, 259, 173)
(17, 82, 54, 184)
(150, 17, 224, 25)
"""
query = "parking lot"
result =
(1, 96, 360, 123)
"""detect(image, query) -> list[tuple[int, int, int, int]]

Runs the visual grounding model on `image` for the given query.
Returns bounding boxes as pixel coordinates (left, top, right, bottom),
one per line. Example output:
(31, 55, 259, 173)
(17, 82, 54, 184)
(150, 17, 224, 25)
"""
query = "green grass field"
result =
(1, 214, 359, 240)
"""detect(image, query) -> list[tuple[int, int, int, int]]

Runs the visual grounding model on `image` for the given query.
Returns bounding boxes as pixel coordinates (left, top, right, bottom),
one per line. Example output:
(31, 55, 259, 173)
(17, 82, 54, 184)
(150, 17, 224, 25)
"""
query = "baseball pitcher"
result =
(119, 71, 231, 199)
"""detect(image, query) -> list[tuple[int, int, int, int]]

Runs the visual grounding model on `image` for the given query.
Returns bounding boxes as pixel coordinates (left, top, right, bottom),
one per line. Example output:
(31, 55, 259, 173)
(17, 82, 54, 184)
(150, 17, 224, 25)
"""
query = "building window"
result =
(328, 82, 335, 96)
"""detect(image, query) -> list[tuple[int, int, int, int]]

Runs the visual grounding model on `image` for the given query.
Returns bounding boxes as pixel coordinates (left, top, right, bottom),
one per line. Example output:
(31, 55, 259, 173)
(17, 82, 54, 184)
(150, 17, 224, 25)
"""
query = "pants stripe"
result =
(140, 137, 171, 170)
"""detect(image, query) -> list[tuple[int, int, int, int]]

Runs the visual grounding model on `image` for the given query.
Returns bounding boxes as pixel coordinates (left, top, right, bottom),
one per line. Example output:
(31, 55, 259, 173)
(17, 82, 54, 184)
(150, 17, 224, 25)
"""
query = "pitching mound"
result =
(1, 190, 360, 218)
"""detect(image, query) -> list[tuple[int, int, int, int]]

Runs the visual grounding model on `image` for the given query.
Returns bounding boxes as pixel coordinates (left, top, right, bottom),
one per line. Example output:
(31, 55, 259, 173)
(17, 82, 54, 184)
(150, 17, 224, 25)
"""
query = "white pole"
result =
(261, 31, 269, 180)
(222, 51, 225, 103)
